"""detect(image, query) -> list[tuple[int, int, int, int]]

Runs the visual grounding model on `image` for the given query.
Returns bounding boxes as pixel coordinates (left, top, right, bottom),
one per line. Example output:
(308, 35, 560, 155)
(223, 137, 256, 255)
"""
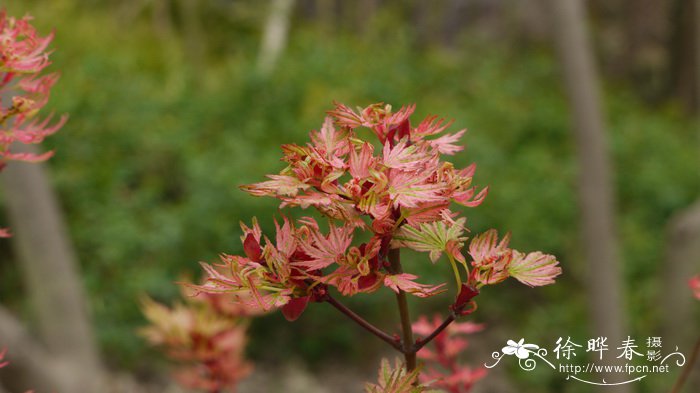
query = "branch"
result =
(324, 294, 403, 352)
(388, 248, 417, 371)
(669, 335, 700, 393)
(0, 305, 71, 392)
(411, 313, 456, 353)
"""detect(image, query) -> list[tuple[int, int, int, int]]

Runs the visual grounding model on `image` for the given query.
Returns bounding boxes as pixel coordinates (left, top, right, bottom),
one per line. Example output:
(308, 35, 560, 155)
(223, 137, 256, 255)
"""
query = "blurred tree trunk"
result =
(152, 0, 185, 94)
(662, 0, 700, 388)
(0, 305, 78, 392)
(0, 144, 104, 392)
(152, 0, 175, 38)
(116, 0, 150, 25)
(315, 0, 336, 34)
(341, 0, 378, 36)
(670, 0, 699, 113)
(441, 0, 468, 48)
(663, 203, 700, 337)
(548, 1, 629, 391)
(621, 0, 670, 100)
(411, 0, 442, 49)
(258, 0, 295, 75)
(177, 0, 207, 70)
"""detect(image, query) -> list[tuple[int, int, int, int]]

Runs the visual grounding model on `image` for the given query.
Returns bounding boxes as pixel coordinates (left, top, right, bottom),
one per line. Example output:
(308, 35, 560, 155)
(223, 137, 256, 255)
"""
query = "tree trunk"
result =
(441, 0, 468, 48)
(152, 0, 185, 94)
(0, 305, 79, 392)
(315, 0, 335, 35)
(177, 0, 207, 70)
(547, 1, 628, 391)
(0, 144, 104, 392)
(670, 0, 699, 113)
(258, 0, 296, 75)
(662, 1, 700, 388)
(663, 202, 700, 338)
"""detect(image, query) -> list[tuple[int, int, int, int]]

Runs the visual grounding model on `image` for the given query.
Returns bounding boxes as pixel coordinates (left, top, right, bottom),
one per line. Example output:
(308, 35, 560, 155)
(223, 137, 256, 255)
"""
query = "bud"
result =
(451, 283, 479, 316)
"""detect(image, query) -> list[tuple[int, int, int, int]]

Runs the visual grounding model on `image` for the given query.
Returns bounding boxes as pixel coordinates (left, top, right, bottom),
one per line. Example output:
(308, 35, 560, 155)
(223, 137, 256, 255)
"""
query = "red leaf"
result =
(243, 233, 262, 262)
(454, 283, 479, 310)
(281, 296, 310, 321)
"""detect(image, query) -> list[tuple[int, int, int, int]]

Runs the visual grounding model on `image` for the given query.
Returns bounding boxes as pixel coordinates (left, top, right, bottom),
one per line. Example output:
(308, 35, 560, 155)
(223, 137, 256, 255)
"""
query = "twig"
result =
(670, 335, 700, 393)
(412, 313, 455, 353)
(388, 248, 417, 371)
(324, 294, 403, 352)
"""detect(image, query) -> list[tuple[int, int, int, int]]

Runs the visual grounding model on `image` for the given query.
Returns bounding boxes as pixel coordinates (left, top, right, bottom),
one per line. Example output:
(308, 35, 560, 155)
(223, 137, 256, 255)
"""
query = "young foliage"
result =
(140, 287, 254, 392)
(413, 315, 487, 393)
(0, 9, 65, 237)
(189, 102, 562, 388)
(365, 358, 437, 393)
(690, 275, 700, 300)
(0, 10, 66, 166)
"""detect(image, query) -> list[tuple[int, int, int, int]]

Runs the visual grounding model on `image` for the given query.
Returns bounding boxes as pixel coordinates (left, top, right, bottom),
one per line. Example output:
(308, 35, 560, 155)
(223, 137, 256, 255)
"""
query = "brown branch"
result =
(411, 313, 456, 353)
(670, 335, 700, 393)
(324, 294, 403, 352)
(0, 305, 72, 392)
(388, 248, 417, 371)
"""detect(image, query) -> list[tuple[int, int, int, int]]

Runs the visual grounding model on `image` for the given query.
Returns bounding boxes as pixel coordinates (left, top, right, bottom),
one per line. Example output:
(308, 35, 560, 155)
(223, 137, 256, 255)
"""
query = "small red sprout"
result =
(690, 275, 700, 300)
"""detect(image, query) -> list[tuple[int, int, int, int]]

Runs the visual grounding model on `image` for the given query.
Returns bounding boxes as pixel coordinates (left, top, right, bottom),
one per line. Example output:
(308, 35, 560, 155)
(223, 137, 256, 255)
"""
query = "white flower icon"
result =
(502, 338, 539, 359)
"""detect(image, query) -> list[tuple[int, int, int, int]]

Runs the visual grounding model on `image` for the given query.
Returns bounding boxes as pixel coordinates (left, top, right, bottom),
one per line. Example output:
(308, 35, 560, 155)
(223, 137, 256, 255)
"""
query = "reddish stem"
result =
(412, 313, 456, 353)
(324, 293, 403, 352)
(670, 335, 700, 393)
(388, 248, 417, 371)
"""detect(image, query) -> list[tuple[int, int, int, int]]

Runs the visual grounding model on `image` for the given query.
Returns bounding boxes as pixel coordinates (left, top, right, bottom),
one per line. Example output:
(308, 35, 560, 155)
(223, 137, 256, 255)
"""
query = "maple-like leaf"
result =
(413, 115, 453, 139)
(365, 358, 432, 393)
(507, 251, 562, 287)
(310, 116, 350, 167)
(468, 229, 510, 267)
(428, 130, 466, 155)
(0, 11, 65, 166)
(140, 291, 252, 392)
(388, 170, 445, 209)
(382, 138, 429, 171)
(241, 174, 310, 197)
(296, 219, 354, 270)
(393, 218, 467, 263)
(384, 273, 446, 298)
(349, 142, 376, 179)
(328, 101, 364, 128)
(468, 230, 513, 286)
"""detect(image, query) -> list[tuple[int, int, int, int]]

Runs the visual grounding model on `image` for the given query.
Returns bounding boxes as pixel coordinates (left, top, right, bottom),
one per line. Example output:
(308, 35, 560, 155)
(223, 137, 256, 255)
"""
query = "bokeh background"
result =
(0, 0, 698, 392)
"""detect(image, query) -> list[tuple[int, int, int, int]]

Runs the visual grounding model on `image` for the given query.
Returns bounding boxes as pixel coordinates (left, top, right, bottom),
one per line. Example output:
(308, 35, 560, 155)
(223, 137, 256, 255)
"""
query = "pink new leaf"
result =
(296, 220, 353, 270)
(328, 101, 363, 128)
(382, 138, 428, 171)
(468, 229, 510, 267)
(364, 358, 427, 393)
(428, 129, 466, 155)
(241, 174, 310, 197)
(384, 273, 446, 298)
(690, 275, 700, 300)
(310, 116, 350, 165)
(349, 142, 375, 178)
(507, 251, 562, 287)
(389, 171, 445, 208)
(393, 218, 467, 263)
